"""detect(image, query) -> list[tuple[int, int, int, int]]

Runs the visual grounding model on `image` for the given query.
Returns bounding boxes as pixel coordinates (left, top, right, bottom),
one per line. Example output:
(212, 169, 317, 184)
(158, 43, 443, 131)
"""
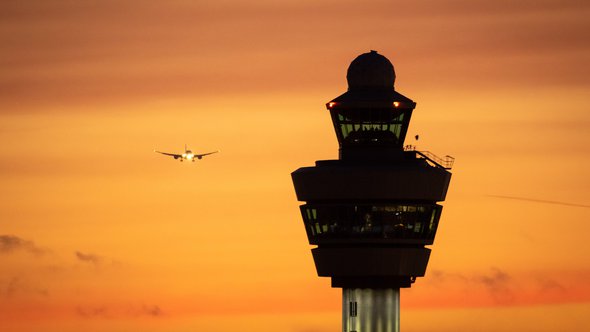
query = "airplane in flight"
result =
(155, 145, 219, 162)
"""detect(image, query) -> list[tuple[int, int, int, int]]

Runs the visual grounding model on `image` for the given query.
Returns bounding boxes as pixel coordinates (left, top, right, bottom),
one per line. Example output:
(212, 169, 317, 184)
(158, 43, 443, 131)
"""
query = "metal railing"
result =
(404, 146, 454, 169)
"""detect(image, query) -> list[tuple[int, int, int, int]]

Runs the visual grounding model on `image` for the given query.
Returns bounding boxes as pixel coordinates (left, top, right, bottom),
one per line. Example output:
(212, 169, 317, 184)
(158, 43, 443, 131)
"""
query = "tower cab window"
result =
(334, 109, 407, 146)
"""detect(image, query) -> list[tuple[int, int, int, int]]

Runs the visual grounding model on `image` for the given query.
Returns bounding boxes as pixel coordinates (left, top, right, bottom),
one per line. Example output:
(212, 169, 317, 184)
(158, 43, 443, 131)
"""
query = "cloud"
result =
(430, 269, 469, 283)
(0, 276, 49, 299)
(75, 251, 102, 265)
(76, 304, 163, 319)
(428, 268, 515, 304)
(425, 268, 581, 307)
(474, 268, 514, 304)
(1, 0, 588, 109)
(0, 235, 48, 256)
(534, 276, 566, 294)
(137, 304, 163, 317)
(76, 305, 109, 318)
(475, 268, 510, 290)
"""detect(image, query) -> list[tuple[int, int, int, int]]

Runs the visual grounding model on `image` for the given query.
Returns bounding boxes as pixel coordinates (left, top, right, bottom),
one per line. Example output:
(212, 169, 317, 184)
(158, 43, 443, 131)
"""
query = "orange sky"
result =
(1, 1, 589, 331)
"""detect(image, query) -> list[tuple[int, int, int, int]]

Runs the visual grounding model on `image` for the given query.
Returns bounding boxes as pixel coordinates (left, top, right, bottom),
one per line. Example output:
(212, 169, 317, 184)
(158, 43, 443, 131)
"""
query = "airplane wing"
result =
(154, 150, 182, 159)
(194, 150, 219, 159)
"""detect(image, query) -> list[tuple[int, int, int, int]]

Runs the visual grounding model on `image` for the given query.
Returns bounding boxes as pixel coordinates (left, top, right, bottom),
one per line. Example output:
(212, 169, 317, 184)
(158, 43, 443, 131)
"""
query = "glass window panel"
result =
(333, 109, 409, 145)
(415, 222, 422, 233)
(305, 203, 440, 241)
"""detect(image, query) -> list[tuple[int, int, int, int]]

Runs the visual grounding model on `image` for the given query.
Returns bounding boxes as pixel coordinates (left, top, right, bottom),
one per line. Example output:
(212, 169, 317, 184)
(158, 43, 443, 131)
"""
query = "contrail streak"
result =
(487, 195, 590, 208)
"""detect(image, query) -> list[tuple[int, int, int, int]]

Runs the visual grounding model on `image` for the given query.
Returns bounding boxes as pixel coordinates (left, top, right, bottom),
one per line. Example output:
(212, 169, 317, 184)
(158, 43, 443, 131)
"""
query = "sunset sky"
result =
(1, 1, 589, 331)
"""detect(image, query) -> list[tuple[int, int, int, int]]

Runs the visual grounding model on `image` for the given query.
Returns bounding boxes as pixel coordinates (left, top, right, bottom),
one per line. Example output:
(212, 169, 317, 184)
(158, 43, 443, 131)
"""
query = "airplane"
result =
(155, 145, 219, 162)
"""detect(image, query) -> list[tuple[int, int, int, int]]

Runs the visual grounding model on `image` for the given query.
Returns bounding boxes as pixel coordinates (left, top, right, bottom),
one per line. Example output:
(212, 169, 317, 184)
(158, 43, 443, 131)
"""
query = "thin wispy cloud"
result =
(431, 267, 516, 305)
(1, 0, 587, 109)
(76, 305, 109, 318)
(76, 304, 163, 319)
(430, 268, 514, 303)
(0, 235, 48, 256)
(474, 268, 514, 304)
(426, 268, 578, 307)
(0, 277, 49, 299)
(75, 251, 103, 265)
(534, 276, 566, 294)
(136, 304, 163, 317)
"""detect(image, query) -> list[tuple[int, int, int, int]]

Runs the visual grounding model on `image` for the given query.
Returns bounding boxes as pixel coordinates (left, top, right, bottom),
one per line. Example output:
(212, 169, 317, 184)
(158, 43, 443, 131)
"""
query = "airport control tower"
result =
(291, 51, 453, 332)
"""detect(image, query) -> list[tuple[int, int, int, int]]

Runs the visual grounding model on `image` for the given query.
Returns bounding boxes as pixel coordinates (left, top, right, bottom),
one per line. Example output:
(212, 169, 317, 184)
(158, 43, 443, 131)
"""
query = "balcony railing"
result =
(404, 145, 454, 169)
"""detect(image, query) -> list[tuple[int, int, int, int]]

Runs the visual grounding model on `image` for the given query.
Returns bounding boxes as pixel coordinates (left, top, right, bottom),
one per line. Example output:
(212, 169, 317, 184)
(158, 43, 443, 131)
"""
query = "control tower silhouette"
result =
(291, 51, 453, 332)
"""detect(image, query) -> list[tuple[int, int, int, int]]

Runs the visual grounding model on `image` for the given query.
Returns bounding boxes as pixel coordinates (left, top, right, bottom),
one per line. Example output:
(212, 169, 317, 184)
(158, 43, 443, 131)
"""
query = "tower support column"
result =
(342, 288, 400, 332)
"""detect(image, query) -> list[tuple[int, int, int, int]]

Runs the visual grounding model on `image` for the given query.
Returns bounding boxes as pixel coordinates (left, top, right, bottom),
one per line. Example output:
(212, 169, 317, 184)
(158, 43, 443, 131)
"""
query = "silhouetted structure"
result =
(291, 51, 453, 332)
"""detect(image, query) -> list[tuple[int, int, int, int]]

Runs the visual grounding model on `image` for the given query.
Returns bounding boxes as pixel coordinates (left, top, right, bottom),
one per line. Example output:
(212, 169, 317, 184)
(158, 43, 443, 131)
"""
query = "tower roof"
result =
(347, 50, 396, 91)
(329, 50, 413, 107)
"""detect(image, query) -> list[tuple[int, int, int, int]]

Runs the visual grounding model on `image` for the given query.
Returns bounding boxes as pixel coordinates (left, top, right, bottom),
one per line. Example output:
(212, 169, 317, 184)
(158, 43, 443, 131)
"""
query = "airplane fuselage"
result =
(180, 150, 196, 161)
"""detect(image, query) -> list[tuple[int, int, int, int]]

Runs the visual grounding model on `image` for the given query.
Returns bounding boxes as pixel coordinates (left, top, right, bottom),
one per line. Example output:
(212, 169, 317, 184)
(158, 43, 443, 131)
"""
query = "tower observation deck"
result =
(291, 51, 453, 332)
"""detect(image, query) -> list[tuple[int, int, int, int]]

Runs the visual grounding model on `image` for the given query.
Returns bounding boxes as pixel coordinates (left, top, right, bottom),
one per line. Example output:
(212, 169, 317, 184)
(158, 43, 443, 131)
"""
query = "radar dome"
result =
(346, 50, 396, 91)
